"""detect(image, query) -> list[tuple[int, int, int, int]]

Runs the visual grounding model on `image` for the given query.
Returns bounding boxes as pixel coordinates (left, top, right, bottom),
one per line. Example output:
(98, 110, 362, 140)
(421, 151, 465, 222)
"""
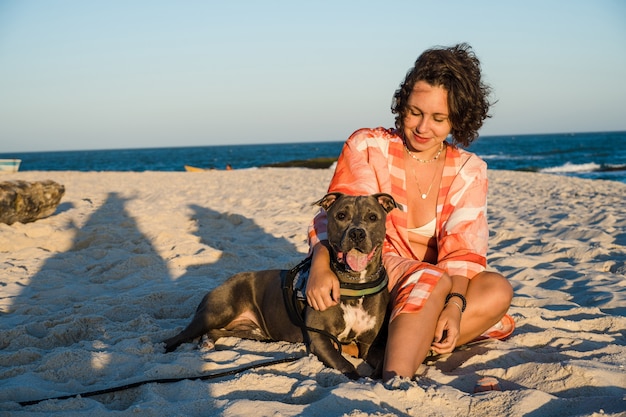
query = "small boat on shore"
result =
(0, 159, 21, 173)
(184, 164, 233, 172)
(184, 165, 210, 172)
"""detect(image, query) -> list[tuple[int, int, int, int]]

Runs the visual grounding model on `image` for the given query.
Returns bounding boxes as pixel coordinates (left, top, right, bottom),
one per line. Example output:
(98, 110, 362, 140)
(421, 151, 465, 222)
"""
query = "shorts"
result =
(383, 253, 446, 322)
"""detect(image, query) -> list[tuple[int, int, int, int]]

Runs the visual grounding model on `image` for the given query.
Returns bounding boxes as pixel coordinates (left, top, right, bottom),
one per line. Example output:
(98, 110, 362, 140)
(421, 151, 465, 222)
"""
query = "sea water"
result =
(2, 131, 625, 184)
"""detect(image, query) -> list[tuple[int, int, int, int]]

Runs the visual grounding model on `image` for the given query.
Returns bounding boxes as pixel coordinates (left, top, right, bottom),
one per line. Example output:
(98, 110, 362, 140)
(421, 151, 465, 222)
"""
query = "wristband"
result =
(445, 292, 467, 312)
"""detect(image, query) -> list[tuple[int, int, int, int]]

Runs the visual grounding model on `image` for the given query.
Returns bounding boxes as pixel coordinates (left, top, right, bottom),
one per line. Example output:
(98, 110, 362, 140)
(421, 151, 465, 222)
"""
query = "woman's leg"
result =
(382, 273, 451, 381)
(457, 271, 513, 345)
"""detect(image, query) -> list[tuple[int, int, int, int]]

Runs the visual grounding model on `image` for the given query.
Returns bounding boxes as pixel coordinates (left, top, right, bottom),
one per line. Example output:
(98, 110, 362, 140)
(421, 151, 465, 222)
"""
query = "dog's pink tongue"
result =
(345, 249, 368, 272)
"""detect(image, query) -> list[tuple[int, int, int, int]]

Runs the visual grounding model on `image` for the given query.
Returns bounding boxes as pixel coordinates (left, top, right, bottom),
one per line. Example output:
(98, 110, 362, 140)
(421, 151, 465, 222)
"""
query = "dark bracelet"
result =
(445, 293, 467, 312)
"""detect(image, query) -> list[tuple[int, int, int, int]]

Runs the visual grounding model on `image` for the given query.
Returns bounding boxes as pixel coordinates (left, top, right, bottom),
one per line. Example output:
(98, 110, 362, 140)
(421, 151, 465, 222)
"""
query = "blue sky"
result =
(1, 0, 625, 152)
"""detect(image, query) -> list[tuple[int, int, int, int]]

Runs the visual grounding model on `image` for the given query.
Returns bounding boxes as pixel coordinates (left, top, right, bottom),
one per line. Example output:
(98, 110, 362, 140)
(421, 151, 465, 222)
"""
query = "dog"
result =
(163, 192, 397, 379)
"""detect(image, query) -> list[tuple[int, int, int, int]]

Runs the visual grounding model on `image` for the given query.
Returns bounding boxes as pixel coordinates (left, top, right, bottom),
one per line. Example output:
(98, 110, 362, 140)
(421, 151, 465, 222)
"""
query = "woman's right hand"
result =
(306, 242, 340, 311)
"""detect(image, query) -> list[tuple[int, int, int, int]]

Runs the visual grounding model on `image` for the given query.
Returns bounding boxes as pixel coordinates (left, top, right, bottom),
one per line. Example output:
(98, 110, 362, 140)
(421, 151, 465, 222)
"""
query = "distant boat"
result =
(0, 159, 21, 173)
(184, 165, 210, 172)
(184, 164, 233, 172)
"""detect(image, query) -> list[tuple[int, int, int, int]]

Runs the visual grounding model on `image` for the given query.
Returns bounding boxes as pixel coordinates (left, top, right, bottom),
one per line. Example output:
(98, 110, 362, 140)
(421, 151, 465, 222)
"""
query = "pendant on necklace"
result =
(421, 193, 427, 199)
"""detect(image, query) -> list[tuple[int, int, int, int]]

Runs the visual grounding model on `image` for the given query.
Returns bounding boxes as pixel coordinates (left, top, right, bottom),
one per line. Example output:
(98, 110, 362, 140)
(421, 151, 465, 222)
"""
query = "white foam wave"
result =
(540, 162, 601, 173)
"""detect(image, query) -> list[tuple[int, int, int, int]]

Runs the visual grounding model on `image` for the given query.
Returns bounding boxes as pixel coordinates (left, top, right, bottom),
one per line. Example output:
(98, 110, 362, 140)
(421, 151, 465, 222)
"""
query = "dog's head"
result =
(315, 192, 397, 277)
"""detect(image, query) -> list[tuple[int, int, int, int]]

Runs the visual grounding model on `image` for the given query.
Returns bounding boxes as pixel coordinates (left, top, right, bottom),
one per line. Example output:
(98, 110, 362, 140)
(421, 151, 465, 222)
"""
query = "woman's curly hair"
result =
(391, 43, 493, 147)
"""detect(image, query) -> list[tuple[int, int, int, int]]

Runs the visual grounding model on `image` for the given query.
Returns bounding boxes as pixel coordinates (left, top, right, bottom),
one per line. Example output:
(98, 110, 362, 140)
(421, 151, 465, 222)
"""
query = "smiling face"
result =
(402, 81, 452, 156)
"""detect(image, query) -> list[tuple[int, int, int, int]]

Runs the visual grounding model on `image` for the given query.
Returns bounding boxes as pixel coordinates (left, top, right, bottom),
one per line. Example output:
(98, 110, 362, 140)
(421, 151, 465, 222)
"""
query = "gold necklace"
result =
(404, 141, 444, 163)
(411, 166, 439, 199)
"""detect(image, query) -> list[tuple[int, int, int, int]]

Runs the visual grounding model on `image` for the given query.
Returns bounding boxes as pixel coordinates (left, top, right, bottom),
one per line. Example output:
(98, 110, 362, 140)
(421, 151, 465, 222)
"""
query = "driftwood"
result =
(0, 180, 65, 225)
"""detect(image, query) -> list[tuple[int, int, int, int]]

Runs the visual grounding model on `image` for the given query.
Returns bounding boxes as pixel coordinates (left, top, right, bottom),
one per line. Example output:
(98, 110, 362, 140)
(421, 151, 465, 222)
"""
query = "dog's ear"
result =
(373, 193, 398, 213)
(314, 192, 343, 211)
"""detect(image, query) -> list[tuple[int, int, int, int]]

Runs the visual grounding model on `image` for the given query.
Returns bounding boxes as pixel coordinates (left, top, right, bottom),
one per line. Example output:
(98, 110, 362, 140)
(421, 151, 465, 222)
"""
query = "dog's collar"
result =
(287, 257, 388, 301)
(338, 266, 388, 299)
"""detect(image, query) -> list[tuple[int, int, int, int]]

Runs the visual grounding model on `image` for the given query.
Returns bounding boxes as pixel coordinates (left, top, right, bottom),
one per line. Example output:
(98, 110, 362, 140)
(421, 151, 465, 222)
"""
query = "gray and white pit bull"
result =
(163, 192, 397, 379)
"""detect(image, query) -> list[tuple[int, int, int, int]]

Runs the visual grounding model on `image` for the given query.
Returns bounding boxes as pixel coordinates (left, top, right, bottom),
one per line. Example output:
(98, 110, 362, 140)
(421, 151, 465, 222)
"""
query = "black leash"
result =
(281, 258, 344, 355)
(19, 355, 303, 407)
(21, 257, 382, 407)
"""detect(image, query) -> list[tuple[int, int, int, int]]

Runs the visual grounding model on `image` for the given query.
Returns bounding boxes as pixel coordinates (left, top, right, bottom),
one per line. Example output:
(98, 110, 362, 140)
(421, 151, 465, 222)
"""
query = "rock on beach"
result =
(0, 180, 65, 225)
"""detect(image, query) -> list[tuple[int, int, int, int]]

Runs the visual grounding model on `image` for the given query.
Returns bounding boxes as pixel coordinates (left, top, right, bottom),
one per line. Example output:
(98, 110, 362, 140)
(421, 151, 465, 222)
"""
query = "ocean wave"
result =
(604, 163, 626, 172)
(540, 162, 601, 174)
(540, 162, 626, 174)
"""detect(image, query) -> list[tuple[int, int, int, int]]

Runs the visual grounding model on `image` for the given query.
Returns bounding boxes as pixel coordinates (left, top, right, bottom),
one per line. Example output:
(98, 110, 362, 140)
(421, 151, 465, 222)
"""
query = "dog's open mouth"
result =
(337, 246, 378, 272)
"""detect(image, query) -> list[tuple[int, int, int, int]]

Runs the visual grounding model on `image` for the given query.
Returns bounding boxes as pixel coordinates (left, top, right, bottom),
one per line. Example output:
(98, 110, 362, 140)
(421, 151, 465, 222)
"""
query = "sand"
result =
(1, 168, 625, 417)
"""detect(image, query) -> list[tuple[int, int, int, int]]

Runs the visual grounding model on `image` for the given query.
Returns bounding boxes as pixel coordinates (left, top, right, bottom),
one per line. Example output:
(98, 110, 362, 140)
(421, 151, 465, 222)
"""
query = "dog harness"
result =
(288, 257, 388, 300)
(281, 257, 389, 355)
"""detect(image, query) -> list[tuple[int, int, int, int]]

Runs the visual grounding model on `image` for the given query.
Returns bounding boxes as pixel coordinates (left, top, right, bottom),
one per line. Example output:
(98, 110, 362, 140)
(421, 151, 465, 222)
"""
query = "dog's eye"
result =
(368, 214, 379, 222)
(336, 212, 347, 220)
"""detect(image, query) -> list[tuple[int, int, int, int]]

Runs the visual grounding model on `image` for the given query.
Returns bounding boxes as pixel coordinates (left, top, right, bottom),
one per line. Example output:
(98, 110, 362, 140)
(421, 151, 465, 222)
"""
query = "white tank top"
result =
(407, 218, 436, 238)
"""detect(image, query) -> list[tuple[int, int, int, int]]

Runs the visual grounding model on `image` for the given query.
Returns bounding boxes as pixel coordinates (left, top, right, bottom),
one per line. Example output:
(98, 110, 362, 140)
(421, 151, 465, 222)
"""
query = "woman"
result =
(306, 43, 513, 382)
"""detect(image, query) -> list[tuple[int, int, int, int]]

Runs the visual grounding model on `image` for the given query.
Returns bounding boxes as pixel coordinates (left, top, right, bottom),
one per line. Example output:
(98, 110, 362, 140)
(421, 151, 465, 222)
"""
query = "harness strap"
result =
(281, 268, 311, 352)
(281, 258, 343, 355)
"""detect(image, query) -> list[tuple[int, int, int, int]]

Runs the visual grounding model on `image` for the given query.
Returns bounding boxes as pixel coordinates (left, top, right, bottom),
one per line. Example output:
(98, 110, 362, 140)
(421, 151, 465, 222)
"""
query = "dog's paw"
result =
(199, 335, 216, 351)
(335, 369, 360, 380)
(383, 376, 422, 391)
(162, 338, 178, 353)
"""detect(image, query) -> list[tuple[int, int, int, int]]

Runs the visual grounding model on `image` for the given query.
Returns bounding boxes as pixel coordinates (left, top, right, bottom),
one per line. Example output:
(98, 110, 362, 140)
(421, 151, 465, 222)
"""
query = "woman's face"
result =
(402, 81, 452, 154)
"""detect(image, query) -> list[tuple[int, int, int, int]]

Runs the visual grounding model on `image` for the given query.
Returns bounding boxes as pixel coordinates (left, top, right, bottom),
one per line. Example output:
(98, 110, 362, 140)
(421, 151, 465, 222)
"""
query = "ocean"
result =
(2, 131, 625, 184)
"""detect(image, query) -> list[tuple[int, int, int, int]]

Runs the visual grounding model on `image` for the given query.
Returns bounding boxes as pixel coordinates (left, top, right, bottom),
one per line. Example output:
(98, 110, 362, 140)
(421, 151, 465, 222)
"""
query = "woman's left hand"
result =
(430, 303, 462, 354)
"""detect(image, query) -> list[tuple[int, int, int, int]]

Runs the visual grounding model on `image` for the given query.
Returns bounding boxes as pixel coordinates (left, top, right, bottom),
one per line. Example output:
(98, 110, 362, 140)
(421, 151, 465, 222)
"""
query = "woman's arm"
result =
(305, 241, 341, 311)
(432, 156, 488, 353)
(437, 156, 489, 279)
(431, 274, 469, 353)
(306, 129, 392, 310)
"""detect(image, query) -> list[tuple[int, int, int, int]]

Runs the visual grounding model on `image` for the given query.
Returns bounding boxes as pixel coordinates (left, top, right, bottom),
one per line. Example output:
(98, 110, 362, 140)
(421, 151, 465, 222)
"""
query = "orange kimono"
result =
(309, 127, 489, 321)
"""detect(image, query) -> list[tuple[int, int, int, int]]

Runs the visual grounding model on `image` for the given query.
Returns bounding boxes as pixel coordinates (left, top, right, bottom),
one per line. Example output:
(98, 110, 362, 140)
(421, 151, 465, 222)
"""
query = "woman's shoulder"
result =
(348, 127, 399, 141)
(346, 127, 402, 149)
(447, 143, 487, 173)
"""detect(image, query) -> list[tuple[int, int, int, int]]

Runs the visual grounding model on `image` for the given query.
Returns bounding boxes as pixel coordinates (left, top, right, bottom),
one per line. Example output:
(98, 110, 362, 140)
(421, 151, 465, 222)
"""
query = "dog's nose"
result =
(348, 228, 366, 243)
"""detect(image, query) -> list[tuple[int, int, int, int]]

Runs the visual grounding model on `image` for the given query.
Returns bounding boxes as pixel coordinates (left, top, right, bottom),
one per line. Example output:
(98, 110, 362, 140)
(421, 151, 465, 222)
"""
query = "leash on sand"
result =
(20, 258, 375, 407)
(18, 260, 333, 407)
(18, 355, 305, 407)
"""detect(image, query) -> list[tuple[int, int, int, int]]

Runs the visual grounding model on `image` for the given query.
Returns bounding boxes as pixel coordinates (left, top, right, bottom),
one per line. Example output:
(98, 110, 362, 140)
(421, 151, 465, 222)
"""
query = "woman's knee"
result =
(491, 272, 514, 305)
(471, 271, 513, 311)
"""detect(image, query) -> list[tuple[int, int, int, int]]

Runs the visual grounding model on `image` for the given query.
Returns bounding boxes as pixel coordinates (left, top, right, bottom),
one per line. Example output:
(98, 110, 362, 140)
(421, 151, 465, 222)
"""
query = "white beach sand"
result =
(1, 168, 625, 417)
